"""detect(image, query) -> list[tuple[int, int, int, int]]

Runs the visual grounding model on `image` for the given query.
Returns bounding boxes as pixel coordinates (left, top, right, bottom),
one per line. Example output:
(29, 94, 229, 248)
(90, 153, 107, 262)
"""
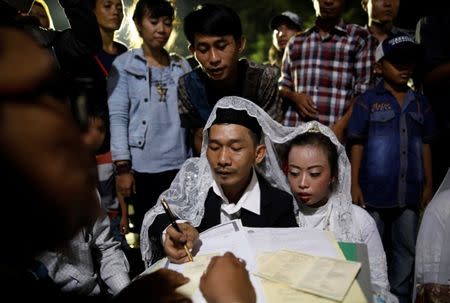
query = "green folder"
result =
(339, 242, 373, 302)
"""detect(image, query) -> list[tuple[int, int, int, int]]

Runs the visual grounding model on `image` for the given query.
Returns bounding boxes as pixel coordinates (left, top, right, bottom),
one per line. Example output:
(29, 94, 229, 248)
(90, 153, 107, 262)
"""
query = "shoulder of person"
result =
(169, 53, 191, 72)
(392, 26, 415, 38)
(256, 174, 292, 200)
(178, 67, 204, 87)
(169, 53, 189, 65)
(112, 49, 135, 64)
(114, 48, 152, 73)
(298, 26, 315, 37)
(168, 52, 185, 62)
(357, 83, 382, 101)
(245, 59, 270, 70)
(245, 59, 279, 78)
(351, 204, 376, 229)
(113, 40, 129, 54)
(346, 23, 371, 39)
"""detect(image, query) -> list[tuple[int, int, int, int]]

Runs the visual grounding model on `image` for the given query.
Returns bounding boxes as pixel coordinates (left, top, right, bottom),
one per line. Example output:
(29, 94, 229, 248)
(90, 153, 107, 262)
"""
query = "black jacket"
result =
(196, 174, 298, 231)
(148, 173, 298, 261)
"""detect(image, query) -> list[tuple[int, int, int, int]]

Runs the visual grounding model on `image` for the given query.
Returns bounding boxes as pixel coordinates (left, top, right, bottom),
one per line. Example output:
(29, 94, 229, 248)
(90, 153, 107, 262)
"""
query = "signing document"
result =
(142, 219, 366, 302)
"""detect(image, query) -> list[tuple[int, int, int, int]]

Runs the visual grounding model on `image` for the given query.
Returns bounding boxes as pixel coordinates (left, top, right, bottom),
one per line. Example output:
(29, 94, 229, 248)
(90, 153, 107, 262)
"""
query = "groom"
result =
(148, 106, 298, 263)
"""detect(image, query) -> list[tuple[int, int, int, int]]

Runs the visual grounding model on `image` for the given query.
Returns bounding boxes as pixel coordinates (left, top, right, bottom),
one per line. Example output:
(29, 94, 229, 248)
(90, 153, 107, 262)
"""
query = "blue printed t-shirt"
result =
(347, 82, 437, 208)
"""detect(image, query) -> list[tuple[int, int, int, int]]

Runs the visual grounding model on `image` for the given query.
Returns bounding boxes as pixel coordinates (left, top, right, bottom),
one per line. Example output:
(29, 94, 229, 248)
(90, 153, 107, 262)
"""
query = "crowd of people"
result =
(1, 0, 449, 302)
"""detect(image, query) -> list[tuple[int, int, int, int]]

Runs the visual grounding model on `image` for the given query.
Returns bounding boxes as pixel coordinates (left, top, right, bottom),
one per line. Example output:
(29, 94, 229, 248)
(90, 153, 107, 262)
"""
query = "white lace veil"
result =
(140, 96, 356, 266)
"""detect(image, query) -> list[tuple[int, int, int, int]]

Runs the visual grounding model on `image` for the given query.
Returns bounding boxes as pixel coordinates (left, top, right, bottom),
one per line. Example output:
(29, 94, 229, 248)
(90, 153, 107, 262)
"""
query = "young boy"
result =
(36, 99, 132, 297)
(348, 34, 437, 303)
(87, 105, 130, 246)
(268, 10, 303, 68)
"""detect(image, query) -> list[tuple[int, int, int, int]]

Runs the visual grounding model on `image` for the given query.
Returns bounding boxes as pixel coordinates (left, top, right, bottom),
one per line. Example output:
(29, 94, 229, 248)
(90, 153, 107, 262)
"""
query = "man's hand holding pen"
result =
(164, 223, 199, 264)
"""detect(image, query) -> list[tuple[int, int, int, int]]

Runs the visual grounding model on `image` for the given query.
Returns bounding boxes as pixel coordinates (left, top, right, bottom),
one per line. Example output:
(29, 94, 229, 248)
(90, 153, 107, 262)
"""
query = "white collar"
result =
(212, 169, 261, 216)
(298, 201, 332, 230)
(300, 200, 331, 216)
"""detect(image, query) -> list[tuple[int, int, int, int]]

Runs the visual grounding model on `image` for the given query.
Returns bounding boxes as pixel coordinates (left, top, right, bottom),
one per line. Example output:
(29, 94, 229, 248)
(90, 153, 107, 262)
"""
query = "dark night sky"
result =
(44, 0, 446, 60)
(45, 0, 429, 31)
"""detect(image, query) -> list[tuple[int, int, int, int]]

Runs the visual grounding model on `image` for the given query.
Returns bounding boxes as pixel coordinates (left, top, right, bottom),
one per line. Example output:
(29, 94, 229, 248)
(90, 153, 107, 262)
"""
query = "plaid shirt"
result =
(280, 19, 372, 127)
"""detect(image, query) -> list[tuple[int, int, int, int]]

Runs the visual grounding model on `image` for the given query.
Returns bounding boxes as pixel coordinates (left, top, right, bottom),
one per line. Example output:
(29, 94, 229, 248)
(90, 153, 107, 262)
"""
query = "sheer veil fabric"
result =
(140, 96, 358, 266)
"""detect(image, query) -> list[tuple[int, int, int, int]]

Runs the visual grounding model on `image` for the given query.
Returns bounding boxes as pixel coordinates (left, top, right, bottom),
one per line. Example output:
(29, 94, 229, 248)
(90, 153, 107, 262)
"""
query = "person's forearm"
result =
(351, 144, 364, 187)
(118, 195, 128, 219)
(279, 86, 301, 109)
(279, 86, 294, 100)
(335, 97, 357, 131)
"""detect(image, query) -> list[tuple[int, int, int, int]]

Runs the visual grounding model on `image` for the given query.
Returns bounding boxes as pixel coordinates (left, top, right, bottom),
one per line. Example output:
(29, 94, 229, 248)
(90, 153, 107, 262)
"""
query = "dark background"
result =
(45, 0, 442, 62)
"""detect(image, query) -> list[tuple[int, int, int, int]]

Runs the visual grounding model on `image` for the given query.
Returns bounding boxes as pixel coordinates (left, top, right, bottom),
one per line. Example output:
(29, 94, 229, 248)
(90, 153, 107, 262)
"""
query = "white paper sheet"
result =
(163, 220, 265, 303)
(245, 227, 340, 258)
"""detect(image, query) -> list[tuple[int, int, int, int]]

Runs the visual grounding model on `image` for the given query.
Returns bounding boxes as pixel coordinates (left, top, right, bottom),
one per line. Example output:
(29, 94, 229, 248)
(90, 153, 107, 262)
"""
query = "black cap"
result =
(213, 108, 262, 139)
(375, 33, 421, 65)
(269, 11, 303, 31)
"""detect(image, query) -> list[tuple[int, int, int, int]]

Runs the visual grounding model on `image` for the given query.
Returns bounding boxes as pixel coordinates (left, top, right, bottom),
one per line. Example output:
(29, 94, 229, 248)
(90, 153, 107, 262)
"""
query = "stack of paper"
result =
(176, 253, 220, 300)
(255, 250, 361, 301)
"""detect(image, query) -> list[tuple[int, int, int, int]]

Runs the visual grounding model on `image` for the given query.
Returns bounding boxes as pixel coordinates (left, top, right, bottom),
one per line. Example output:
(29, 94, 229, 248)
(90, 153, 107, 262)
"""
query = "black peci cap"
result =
(213, 107, 262, 139)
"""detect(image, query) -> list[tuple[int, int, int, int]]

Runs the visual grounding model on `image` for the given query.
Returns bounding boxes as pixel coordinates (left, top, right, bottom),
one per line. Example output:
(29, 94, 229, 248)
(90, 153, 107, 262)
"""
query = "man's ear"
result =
(374, 61, 382, 75)
(254, 144, 266, 165)
(237, 37, 246, 53)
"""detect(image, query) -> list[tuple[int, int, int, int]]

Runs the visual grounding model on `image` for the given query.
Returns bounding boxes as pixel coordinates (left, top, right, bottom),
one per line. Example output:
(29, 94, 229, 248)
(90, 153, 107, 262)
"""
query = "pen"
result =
(161, 198, 194, 262)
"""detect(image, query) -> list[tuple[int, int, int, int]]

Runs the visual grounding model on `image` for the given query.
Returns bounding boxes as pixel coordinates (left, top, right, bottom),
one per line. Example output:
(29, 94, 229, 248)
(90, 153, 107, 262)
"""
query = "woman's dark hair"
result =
(133, 0, 174, 24)
(183, 3, 242, 45)
(287, 132, 339, 191)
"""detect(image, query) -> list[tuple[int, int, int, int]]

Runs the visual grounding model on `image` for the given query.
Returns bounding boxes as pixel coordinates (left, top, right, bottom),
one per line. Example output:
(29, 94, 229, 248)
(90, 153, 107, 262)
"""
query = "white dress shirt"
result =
(163, 169, 262, 241)
(212, 169, 261, 222)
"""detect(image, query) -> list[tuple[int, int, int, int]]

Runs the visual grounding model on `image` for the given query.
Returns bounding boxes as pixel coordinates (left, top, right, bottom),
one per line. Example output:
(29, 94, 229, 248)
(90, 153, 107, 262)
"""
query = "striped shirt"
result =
(279, 19, 372, 127)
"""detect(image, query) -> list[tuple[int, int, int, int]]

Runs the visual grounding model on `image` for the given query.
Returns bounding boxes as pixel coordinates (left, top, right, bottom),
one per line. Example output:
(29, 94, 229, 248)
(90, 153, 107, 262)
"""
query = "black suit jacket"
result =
(149, 174, 297, 246)
(196, 174, 298, 231)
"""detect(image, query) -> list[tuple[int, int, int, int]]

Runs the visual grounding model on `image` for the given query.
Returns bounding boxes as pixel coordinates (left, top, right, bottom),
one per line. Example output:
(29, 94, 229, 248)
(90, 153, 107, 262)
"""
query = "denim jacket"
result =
(348, 83, 437, 208)
(107, 48, 191, 172)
